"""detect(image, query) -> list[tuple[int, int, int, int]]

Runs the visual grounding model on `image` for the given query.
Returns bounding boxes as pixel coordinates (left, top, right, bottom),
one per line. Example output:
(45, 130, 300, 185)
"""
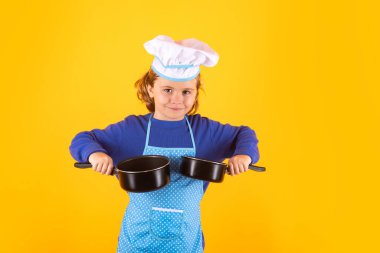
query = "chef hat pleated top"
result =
(144, 35, 219, 82)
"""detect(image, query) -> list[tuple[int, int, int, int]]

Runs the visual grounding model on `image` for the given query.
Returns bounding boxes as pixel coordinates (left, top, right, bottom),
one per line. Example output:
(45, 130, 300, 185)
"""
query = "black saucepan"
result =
(180, 156, 266, 183)
(74, 155, 170, 192)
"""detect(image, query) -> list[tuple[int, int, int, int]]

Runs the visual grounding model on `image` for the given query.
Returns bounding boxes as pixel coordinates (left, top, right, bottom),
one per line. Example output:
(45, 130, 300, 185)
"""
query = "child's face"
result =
(148, 77, 197, 121)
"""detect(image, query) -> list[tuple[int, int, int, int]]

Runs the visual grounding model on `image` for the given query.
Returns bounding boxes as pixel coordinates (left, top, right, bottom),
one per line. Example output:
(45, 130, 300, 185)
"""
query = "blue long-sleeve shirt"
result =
(69, 113, 260, 192)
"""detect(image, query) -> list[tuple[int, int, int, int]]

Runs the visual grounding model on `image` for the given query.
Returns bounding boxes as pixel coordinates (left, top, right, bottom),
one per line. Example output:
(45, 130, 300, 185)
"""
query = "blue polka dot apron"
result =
(117, 115, 204, 253)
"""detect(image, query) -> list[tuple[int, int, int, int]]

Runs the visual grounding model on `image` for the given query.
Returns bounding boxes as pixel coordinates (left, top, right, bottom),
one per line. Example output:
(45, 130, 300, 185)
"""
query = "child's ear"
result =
(147, 85, 154, 98)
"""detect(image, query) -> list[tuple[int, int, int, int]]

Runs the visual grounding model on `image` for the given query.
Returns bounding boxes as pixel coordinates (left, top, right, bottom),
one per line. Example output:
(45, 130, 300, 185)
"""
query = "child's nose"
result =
(171, 92, 183, 103)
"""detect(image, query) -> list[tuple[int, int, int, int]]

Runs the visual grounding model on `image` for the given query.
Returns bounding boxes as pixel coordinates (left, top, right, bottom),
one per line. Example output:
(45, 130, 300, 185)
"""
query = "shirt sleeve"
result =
(207, 118, 260, 164)
(69, 119, 126, 163)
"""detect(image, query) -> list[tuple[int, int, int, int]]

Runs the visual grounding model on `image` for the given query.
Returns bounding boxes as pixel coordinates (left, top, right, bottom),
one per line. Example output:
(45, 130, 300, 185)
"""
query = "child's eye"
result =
(163, 89, 172, 93)
(183, 90, 191, 95)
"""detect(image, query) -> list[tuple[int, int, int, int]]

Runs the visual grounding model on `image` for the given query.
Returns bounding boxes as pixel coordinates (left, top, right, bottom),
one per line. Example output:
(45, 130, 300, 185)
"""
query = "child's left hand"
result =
(228, 155, 252, 176)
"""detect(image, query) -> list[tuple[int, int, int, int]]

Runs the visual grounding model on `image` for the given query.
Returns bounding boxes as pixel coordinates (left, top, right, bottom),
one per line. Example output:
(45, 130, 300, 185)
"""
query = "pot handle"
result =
(74, 162, 117, 176)
(74, 162, 92, 168)
(226, 164, 266, 174)
(248, 164, 266, 172)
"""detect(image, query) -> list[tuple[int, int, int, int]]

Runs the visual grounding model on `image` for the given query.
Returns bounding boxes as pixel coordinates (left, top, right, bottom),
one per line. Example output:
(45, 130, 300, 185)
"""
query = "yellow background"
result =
(1, 0, 379, 252)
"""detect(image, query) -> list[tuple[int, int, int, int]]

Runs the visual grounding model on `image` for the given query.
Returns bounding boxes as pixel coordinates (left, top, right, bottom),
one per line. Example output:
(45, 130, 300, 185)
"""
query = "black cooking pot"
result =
(180, 156, 266, 183)
(74, 155, 170, 192)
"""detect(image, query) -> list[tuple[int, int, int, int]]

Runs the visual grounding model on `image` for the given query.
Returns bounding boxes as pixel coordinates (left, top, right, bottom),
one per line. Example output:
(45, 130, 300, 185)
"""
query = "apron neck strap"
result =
(145, 113, 196, 152)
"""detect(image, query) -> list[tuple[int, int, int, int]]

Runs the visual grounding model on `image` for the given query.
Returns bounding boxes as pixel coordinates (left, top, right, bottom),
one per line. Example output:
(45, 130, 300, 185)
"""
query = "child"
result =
(69, 35, 260, 253)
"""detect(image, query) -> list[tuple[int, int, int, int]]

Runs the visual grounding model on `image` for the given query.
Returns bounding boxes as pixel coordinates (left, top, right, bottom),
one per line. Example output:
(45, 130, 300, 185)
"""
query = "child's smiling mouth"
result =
(168, 107, 184, 111)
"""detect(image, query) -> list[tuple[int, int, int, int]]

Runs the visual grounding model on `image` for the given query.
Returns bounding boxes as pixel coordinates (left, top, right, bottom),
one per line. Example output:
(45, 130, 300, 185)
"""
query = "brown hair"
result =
(135, 67, 202, 114)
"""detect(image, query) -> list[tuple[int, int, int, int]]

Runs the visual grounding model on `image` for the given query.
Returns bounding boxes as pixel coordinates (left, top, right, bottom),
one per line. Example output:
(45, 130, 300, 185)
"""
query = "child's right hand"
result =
(88, 152, 114, 176)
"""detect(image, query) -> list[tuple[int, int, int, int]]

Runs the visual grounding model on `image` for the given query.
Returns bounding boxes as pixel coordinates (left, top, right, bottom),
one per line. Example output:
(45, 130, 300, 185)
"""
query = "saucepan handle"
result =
(248, 164, 266, 172)
(74, 162, 92, 168)
(74, 162, 116, 175)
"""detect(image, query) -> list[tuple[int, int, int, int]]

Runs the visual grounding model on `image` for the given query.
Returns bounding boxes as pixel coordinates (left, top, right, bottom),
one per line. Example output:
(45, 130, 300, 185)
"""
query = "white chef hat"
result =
(143, 35, 219, 82)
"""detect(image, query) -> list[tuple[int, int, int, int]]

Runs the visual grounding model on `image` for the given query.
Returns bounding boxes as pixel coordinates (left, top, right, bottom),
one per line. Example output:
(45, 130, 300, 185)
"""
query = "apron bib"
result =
(117, 114, 204, 253)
